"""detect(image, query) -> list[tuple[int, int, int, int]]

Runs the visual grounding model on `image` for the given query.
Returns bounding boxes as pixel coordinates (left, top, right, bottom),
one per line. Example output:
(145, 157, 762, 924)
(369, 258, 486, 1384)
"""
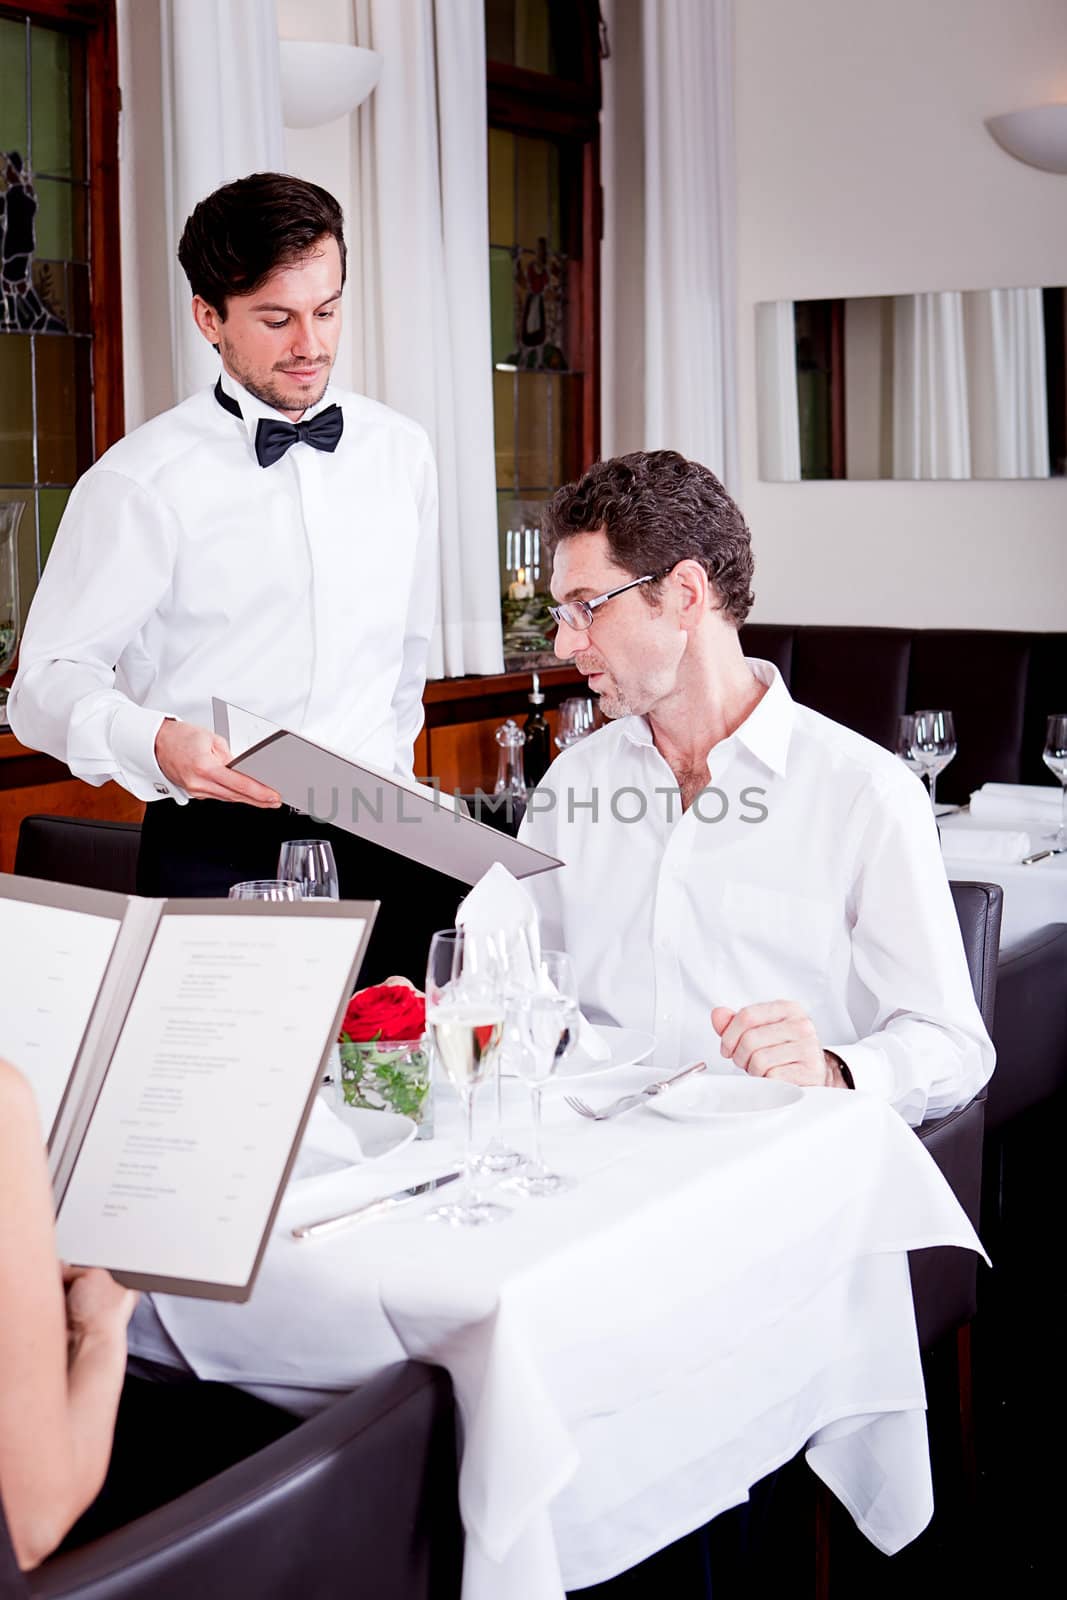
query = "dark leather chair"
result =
(1, 1363, 462, 1600)
(987, 922, 1067, 1132)
(908, 881, 1001, 1354)
(14, 815, 141, 897)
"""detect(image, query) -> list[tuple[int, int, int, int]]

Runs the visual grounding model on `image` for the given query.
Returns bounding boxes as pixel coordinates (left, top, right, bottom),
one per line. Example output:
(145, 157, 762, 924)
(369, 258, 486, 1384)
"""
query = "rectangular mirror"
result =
(756, 288, 1067, 481)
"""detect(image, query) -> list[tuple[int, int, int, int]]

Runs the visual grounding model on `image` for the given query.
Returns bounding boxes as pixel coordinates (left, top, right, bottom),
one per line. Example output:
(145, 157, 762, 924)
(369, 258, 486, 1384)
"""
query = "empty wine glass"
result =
(277, 839, 340, 899)
(910, 710, 957, 811)
(1042, 714, 1067, 847)
(554, 697, 597, 750)
(509, 949, 579, 1198)
(228, 879, 302, 901)
(424, 929, 510, 1227)
(894, 714, 923, 777)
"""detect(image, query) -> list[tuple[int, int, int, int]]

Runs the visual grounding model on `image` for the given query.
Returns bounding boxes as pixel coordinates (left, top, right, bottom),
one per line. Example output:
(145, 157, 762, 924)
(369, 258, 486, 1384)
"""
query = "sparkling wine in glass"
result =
(228, 879, 302, 901)
(424, 929, 510, 1226)
(277, 839, 340, 899)
(510, 950, 579, 1198)
(1042, 714, 1067, 847)
(910, 709, 957, 811)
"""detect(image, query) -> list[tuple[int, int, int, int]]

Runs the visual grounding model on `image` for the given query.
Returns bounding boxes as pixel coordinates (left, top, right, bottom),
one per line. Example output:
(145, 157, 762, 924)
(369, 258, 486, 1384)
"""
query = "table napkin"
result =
(939, 827, 1030, 864)
(457, 863, 610, 1060)
(292, 1094, 364, 1177)
(969, 783, 1063, 824)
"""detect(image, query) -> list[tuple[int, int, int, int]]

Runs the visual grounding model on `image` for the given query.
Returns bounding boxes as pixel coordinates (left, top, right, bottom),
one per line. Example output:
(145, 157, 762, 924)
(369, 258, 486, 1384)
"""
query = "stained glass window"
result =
(0, 12, 93, 631)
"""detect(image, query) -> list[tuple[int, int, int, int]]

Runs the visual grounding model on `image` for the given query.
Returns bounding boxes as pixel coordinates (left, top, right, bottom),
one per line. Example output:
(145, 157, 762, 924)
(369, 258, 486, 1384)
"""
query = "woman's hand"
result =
(62, 1265, 138, 1351)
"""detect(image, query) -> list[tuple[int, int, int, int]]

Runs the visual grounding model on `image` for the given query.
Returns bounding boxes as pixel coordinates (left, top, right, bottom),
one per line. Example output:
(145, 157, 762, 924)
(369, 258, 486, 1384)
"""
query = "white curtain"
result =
(159, 0, 285, 400)
(755, 302, 801, 481)
(351, 0, 503, 678)
(891, 292, 971, 480)
(601, 0, 738, 488)
(964, 288, 1050, 479)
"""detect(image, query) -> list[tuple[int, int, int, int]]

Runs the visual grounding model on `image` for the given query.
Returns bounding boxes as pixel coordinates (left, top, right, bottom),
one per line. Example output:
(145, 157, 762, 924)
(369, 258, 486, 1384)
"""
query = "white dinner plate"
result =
(554, 1024, 656, 1081)
(647, 1075, 803, 1121)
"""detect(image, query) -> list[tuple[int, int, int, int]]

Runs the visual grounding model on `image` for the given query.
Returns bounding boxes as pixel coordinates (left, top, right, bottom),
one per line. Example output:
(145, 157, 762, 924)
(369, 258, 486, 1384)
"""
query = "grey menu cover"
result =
(225, 717, 563, 886)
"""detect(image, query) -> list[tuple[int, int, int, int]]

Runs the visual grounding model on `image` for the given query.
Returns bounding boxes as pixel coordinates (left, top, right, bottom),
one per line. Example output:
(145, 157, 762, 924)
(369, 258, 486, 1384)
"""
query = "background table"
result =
(131, 1075, 983, 1600)
(939, 809, 1067, 952)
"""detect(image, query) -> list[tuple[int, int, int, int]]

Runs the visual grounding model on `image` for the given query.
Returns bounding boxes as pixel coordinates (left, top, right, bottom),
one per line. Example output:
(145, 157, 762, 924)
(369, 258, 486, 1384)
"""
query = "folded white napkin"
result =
(969, 783, 1062, 825)
(293, 1093, 364, 1178)
(456, 863, 610, 1060)
(940, 827, 1030, 864)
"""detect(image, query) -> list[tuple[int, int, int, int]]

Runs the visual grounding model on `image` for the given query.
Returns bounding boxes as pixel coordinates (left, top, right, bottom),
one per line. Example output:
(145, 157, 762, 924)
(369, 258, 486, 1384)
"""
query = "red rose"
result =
(342, 983, 426, 1043)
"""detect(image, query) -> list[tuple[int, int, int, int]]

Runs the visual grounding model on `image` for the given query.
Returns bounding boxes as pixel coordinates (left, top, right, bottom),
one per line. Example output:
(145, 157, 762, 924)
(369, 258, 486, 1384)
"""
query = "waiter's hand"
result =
(710, 1001, 848, 1088)
(155, 720, 282, 807)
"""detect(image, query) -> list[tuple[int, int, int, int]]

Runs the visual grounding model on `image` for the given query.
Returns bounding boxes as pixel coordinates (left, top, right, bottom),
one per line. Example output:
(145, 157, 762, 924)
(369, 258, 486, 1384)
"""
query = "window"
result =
(0, 0, 121, 652)
(485, 0, 602, 670)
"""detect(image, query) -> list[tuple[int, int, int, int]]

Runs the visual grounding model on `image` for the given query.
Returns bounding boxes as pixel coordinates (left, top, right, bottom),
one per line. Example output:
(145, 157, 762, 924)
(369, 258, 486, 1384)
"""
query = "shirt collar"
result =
(216, 366, 337, 445)
(618, 657, 795, 778)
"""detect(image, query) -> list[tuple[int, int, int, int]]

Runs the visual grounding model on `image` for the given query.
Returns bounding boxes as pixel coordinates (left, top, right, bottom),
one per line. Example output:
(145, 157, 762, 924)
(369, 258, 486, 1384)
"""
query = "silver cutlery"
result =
(565, 1061, 706, 1123)
(1021, 845, 1067, 865)
(292, 1171, 462, 1239)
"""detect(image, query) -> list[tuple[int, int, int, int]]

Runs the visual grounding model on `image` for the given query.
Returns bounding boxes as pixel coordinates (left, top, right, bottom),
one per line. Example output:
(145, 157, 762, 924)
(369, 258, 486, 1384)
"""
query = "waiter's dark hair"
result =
(543, 450, 755, 626)
(177, 172, 346, 316)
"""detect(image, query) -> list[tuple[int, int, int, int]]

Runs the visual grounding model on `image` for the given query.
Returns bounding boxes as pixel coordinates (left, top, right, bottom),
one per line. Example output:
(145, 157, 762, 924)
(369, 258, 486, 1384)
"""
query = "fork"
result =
(565, 1061, 706, 1122)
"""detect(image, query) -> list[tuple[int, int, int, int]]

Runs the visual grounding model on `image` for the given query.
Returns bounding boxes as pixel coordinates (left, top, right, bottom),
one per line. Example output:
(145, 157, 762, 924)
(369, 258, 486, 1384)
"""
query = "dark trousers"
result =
(59, 1373, 300, 1553)
(137, 799, 467, 987)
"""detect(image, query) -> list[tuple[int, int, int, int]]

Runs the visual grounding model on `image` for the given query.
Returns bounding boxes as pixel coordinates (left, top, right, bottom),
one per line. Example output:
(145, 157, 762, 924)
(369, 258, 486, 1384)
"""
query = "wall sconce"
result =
(280, 41, 383, 129)
(985, 103, 1067, 174)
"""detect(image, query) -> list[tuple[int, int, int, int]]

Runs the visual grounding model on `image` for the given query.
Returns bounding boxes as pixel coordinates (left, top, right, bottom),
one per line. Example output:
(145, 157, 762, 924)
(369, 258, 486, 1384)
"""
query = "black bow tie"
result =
(214, 379, 344, 467)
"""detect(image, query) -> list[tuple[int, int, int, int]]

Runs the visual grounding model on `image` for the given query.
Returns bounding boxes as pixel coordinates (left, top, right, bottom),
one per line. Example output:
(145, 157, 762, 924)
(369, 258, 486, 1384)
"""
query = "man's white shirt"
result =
(519, 659, 994, 1125)
(9, 369, 438, 800)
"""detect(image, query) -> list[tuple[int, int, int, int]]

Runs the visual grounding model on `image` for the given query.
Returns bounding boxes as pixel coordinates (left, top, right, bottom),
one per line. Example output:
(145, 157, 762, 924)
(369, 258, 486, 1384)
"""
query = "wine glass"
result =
(909, 710, 957, 811)
(509, 950, 579, 1198)
(1042, 714, 1067, 846)
(277, 839, 340, 899)
(228, 879, 302, 900)
(554, 697, 596, 750)
(424, 929, 510, 1226)
(894, 714, 923, 777)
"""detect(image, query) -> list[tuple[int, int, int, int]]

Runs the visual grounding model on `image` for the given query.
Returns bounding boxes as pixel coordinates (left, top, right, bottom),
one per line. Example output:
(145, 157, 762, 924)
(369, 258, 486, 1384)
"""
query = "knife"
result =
(292, 1171, 462, 1240)
(1021, 845, 1067, 865)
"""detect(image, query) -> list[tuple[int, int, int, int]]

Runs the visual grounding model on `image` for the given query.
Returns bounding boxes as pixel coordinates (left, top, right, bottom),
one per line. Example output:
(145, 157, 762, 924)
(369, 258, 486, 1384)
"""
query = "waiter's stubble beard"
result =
(218, 335, 332, 417)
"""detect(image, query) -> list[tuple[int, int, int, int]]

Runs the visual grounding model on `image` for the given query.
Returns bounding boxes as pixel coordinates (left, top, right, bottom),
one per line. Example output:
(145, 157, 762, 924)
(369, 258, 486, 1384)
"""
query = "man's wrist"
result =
(824, 1050, 855, 1089)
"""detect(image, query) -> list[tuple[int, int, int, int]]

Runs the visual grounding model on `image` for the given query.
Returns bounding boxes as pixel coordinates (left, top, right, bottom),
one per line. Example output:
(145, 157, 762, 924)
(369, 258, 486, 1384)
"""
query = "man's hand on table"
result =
(711, 1001, 851, 1088)
(154, 720, 282, 807)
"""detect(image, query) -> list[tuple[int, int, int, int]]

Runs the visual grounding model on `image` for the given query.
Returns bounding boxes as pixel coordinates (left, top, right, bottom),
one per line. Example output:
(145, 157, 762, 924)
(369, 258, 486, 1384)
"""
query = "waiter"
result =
(9, 173, 462, 980)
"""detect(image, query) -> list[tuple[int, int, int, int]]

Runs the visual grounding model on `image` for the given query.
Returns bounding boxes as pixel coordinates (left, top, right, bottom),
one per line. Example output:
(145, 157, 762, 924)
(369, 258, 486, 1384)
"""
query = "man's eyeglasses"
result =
(547, 572, 664, 632)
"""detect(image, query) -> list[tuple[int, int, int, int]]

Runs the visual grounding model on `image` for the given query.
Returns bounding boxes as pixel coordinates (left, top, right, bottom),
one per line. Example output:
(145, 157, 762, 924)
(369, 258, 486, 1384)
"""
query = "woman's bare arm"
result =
(0, 1060, 136, 1568)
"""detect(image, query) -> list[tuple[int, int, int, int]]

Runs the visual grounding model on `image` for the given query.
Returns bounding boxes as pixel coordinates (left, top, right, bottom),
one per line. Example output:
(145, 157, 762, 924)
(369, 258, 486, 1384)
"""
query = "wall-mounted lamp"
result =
(985, 103, 1067, 174)
(280, 41, 383, 129)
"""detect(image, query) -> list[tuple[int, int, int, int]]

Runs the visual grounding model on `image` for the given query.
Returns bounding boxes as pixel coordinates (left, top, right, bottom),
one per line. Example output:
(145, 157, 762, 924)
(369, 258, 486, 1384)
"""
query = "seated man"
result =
(518, 450, 993, 1125)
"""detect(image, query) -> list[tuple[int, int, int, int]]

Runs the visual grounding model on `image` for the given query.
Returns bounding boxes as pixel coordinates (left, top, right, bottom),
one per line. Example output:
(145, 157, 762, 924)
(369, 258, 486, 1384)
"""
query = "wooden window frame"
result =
(0, 0, 124, 458)
(486, 0, 602, 479)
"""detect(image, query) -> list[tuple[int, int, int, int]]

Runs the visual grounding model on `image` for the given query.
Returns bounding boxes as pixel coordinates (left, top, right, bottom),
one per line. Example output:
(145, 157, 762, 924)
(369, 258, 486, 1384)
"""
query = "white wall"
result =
(735, 0, 1067, 628)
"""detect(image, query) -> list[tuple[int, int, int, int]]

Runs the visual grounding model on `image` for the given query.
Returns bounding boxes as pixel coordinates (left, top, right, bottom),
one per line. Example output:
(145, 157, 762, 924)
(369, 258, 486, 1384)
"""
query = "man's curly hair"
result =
(542, 450, 755, 626)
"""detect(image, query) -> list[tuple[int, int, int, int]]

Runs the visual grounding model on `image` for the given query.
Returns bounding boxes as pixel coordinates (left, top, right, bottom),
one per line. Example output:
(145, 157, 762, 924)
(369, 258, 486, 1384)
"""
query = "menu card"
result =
(0, 874, 376, 1301)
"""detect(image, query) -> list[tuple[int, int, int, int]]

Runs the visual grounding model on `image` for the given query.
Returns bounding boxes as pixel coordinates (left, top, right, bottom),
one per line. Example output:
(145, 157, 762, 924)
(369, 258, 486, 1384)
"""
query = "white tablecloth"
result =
(939, 809, 1067, 953)
(130, 1077, 984, 1598)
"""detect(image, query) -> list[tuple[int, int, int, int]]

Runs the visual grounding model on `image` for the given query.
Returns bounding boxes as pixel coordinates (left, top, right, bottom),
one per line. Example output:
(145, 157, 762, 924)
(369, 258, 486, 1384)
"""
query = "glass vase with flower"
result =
(337, 979, 433, 1136)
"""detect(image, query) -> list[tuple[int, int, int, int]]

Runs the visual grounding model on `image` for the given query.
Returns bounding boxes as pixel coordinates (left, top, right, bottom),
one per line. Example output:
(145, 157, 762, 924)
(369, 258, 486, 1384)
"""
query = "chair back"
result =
(947, 880, 1002, 1033)
(14, 816, 141, 896)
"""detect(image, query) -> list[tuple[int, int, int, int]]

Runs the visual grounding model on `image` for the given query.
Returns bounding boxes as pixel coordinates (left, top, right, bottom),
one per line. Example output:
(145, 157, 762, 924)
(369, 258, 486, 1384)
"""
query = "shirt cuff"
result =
(824, 1041, 895, 1103)
(109, 703, 187, 803)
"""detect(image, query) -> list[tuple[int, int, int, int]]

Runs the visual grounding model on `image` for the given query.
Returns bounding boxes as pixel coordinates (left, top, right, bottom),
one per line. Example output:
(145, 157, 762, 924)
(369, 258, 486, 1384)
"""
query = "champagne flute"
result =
(228, 879, 302, 900)
(1042, 714, 1067, 846)
(473, 922, 529, 1175)
(424, 929, 510, 1226)
(510, 950, 579, 1198)
(910, 709, 957, 811)
(277, 838, 340, 899)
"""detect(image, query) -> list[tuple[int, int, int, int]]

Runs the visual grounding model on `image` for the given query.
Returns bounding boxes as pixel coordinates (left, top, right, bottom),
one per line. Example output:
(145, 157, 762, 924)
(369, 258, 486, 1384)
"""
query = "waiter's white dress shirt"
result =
(519, 659, 994, 1125)
(9, 369, 438, 801)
